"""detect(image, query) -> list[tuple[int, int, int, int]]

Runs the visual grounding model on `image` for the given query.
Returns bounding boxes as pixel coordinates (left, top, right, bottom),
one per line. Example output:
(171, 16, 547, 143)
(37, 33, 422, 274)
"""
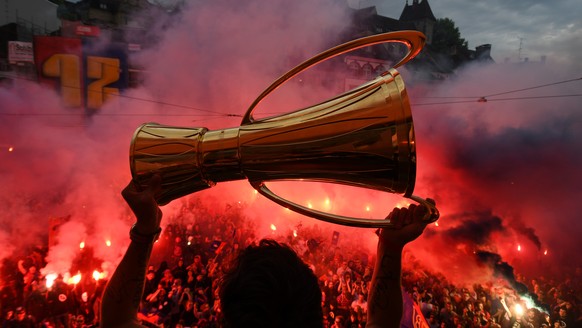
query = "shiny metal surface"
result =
(130, 30, 439, 227)
(240, 68, 414, 194)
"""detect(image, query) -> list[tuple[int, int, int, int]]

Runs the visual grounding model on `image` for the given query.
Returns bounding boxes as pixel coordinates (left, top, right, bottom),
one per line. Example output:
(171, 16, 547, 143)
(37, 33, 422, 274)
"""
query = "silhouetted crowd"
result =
(1, 199, 580, 328)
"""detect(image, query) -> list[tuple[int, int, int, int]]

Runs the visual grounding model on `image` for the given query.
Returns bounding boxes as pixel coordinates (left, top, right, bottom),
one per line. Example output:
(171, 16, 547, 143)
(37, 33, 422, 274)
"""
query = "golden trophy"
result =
(130, 30, 439, 228)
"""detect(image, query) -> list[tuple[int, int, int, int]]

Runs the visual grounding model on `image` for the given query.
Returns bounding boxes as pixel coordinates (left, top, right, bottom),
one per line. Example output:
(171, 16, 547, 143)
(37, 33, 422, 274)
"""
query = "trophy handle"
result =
(250, 181, 439, 228)
(243, 30, 436, 228)
(241, 30, 426, 125)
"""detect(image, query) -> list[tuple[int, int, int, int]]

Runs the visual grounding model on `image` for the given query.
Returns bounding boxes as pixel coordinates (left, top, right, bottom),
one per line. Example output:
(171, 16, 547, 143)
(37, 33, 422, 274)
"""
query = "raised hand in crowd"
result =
(367, 200, 435, 328)
(101, 175, 163, 328)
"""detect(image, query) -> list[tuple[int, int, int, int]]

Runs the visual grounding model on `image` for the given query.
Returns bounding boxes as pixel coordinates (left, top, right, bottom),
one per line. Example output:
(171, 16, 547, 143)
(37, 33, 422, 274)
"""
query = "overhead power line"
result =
(412, 76, 582, 107)
(1, 74, 580, 116)
(0, 74, 243, 118)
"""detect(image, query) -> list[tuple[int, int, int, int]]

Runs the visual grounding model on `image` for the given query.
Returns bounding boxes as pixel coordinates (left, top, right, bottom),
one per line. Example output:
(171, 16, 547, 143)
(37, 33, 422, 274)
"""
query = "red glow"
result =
(68, 272, 82, 285)
(513, 303, 524, 316)
(93, 270, 106, 281)
(1, 1, 580, 305)
(45, 273, 57, 289)
(323, 198, 331, 210)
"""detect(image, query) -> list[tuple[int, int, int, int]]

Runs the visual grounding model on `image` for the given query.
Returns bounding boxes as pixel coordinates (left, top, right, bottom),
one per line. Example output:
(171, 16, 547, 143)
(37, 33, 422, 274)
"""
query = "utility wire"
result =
(412, 94, 582, 107)
(2, 73, 581, 115)
(415, 76, 581, 99)
(412, 76, 582, 106)
(483, 76, 582, 98)
(0, 74, 243, 118)
(0, 112, 233, 117)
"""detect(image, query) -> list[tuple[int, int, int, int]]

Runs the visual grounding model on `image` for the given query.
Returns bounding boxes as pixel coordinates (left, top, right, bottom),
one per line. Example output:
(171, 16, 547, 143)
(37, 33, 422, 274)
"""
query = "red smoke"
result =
(407, 62, 582, 281)
(1, 0, 580, 290)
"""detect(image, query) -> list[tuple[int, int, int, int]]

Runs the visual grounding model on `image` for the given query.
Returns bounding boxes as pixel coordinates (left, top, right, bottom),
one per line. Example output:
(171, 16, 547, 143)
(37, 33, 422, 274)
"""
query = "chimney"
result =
(475, 44, 491, 59)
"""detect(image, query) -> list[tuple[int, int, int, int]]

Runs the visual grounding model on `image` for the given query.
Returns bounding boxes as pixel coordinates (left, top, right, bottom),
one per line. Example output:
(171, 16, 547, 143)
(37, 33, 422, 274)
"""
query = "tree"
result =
(431, 18, 468, 55)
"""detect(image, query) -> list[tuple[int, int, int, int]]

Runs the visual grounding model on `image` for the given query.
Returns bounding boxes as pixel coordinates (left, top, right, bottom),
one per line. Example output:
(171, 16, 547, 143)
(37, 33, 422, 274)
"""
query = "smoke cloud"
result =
(1, 0, 580, 290)
(407, 61, 582, 282)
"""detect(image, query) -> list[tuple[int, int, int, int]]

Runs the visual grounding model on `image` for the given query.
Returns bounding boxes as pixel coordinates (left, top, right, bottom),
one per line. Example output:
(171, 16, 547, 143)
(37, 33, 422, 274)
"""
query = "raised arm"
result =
(366, 201, 434, 328)
(100, 176, 163, 328)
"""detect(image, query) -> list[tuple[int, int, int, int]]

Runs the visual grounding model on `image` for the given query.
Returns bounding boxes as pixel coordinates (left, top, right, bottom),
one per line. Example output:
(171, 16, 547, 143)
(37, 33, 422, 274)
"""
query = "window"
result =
(362, 63, 373, 79)
(348, 61, 361, 77)
(375, 64, 387, 76)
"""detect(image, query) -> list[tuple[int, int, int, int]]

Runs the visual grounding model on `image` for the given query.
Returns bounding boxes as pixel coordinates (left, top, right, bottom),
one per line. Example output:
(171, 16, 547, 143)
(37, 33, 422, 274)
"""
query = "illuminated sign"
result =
(8, 41, 34, 63)
(33, 36, 128, 110)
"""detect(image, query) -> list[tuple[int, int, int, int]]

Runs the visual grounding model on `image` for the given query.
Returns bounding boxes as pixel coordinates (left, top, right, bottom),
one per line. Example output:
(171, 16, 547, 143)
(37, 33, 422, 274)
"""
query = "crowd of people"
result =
(1, 196, 580, 328)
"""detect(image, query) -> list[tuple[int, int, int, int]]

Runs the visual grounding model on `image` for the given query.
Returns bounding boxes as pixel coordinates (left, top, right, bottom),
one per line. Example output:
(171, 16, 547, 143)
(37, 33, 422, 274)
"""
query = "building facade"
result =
(1, 0, 495, 106)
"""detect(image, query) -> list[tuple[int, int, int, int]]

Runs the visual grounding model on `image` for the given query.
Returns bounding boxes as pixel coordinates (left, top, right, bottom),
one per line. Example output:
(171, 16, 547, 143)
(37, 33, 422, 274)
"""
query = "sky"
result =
(0, 0, 581, 293)
(354, 0, 582, 70)
(2, 0, 581, 69)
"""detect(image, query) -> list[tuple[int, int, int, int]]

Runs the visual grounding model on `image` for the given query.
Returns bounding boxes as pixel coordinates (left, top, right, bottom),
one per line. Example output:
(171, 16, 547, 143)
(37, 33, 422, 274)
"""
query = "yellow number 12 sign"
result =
(34, 36, 127, 110)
